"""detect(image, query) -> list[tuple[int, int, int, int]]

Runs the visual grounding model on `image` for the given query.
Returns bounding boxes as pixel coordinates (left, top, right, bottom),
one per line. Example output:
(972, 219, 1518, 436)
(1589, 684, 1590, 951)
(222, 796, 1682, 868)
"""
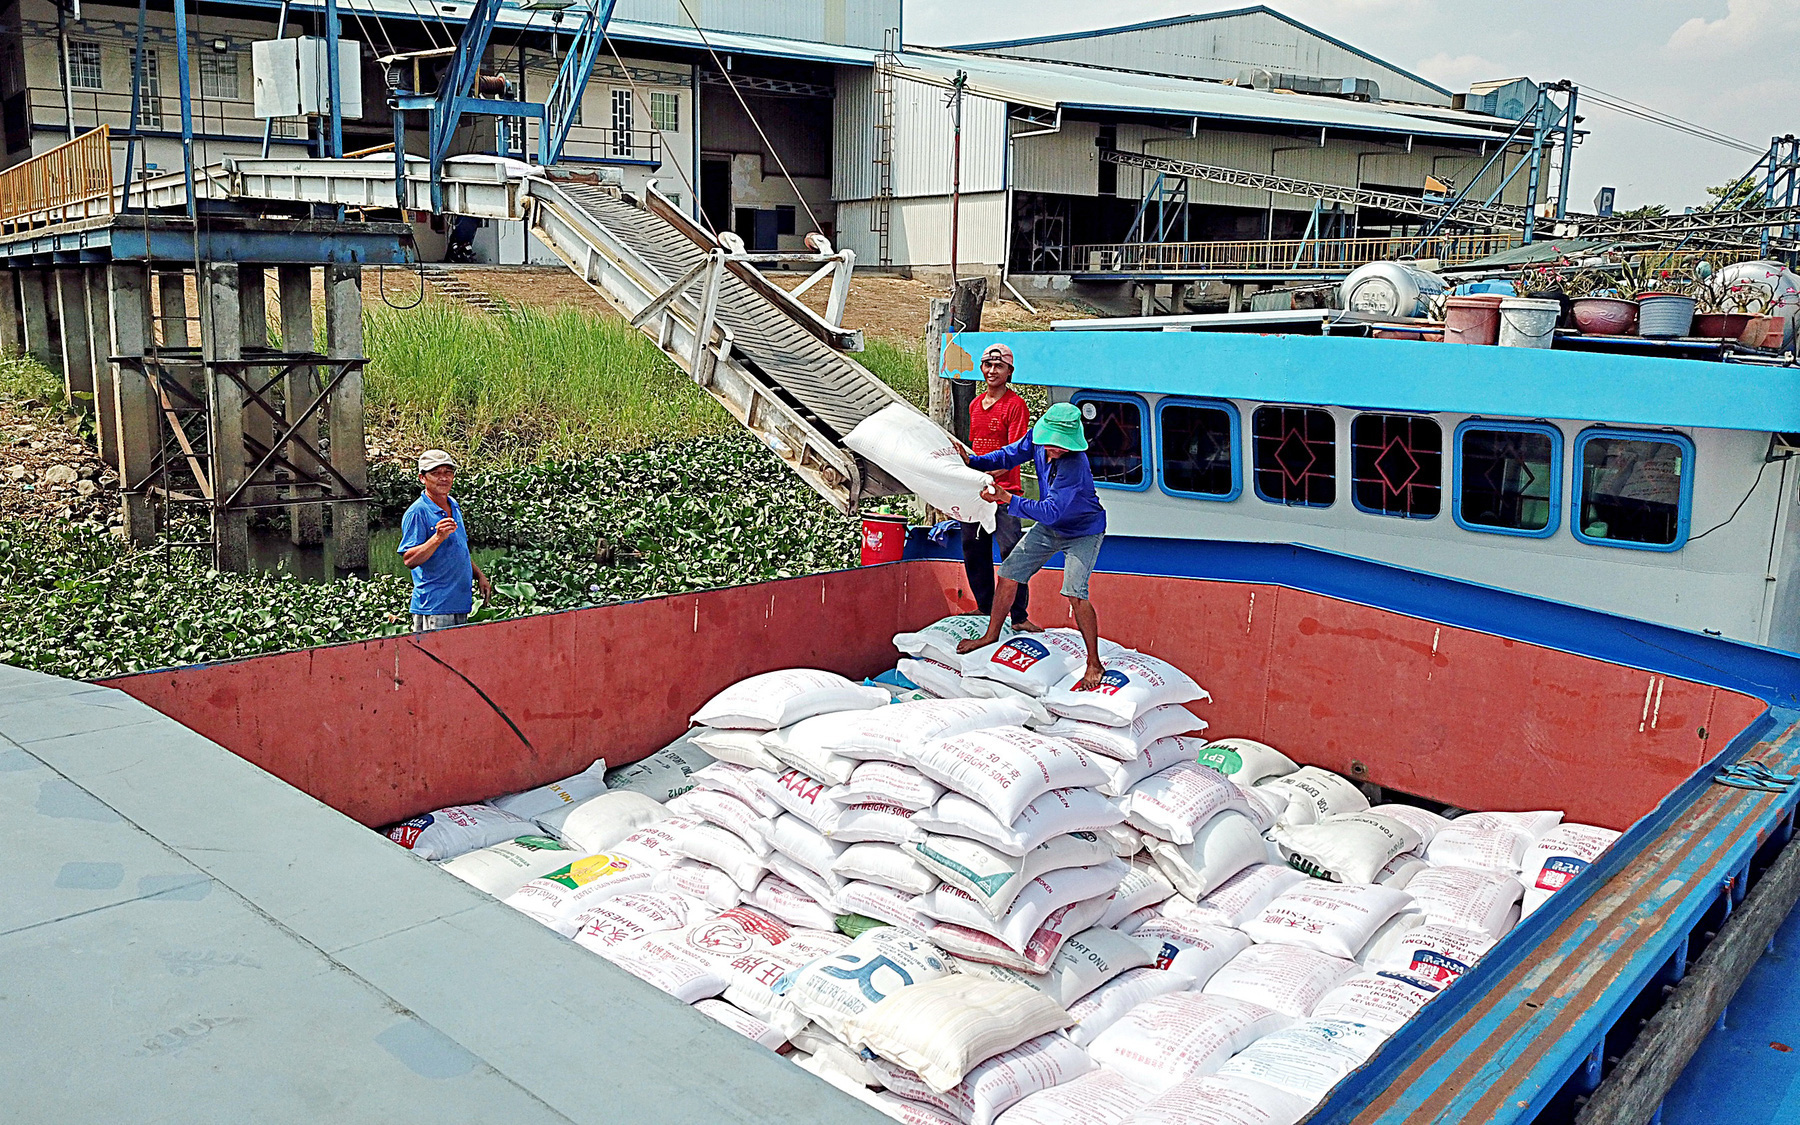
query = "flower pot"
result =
(1636, 292, 1696, 338)
(1692, 312, 1753, 339)
(1570, 296, 1638, 336)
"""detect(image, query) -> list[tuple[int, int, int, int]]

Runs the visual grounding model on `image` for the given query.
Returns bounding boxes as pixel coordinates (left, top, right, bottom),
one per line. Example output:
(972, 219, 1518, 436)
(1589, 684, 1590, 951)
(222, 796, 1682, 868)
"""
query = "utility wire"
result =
(1579, 85, 1763, 154)
(604, 36, 714, 235)
(1581, 84, 1760, 149)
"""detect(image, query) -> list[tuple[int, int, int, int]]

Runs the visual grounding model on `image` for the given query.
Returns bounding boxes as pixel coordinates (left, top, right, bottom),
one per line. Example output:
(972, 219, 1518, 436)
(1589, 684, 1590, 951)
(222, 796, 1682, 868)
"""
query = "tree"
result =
(1706, 178, 1762, 209)
(1614, 203, 1669, 219)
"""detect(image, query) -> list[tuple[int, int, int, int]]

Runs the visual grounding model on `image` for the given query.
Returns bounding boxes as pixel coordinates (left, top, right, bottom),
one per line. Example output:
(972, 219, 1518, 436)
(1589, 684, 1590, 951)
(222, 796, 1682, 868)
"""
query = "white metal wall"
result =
(836, 192, 1007, 267)
(834, 73, 1005, 201)
(832, 65, 878, 201)
(612, 0, 900, 49)
(1012, 121, 1100, 196)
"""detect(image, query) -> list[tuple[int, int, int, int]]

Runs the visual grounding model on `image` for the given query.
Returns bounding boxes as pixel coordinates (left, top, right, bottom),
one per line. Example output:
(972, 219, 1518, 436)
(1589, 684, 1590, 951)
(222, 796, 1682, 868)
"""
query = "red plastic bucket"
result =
(1443, 294, 1505, 345)
(860, 515, 909, 566)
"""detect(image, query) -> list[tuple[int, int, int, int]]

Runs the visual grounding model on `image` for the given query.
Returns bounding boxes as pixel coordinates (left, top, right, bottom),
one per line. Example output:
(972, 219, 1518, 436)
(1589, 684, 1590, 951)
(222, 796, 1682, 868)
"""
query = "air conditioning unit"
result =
(253, 37, 362, 119)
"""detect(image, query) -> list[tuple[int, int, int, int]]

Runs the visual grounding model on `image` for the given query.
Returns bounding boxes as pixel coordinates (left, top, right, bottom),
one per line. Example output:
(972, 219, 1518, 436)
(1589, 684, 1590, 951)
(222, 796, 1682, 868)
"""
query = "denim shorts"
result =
(997, 524, 1105, 600)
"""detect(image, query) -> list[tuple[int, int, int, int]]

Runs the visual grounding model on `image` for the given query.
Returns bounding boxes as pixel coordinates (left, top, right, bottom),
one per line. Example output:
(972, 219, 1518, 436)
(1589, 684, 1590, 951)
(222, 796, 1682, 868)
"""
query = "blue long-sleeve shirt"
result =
(969, 434, 1107, 538)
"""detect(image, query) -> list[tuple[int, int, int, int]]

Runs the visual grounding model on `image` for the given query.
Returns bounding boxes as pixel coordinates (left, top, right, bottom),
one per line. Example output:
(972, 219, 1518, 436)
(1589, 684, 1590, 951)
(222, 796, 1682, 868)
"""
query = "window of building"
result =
(199, 53, 238, 100)
(136, 49, 162, 129)
(64, 41, 103, 91)
(1251, 406, 1335, 507)
(500, 115, 527, 156)
(649, 89, 680, 132)
(1350, 413, 1442, 519)
(610, 88, 634, 157)
(1157, 397, 1240, 501)
(1070, 393, 1148, 490)
(1454, 421, 1560, 537)
(775, 204, 796, 235)
(1573, 429, 1694, 550)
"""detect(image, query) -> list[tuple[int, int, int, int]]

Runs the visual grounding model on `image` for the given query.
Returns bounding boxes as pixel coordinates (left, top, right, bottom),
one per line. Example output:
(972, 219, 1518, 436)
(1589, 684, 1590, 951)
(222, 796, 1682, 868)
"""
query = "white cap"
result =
(418, 449, 458, 473)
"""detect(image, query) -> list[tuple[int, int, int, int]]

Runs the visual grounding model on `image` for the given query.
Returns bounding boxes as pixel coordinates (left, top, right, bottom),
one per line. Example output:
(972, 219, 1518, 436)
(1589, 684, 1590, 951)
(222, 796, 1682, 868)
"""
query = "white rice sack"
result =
(693, 998, 788, 1050)
(1104, 824, 1146, 858)
(691, 668, 887, 730)
(995, 1069, 1153, 1125)
(907, 832, 1119, 922)
(437, 834, 573, 898)
(385, 803, 534, 862)
(960, 676, 1056, 726)
(1099, 736, 1202, 799)
(491, 758, 609, 823)
(1196, 739, 1299, 786)
(571, 890, 690, 954)
(1310, 970, 1444, 1033)
(913, 727, 1108, 824)
(1375, 855, 1430, 890)
(1203, 944, 1358, 1019)
(505, 853, 658, 935)
(758, 768, 849, 833)
(654, 859, 746, 910)
(840, 880, 938, 934)
(1270, 813, 1423, 885)
(1258, 767, 1369, 829)
(689, 726, 785, 771)
(871, 1033, 1095, 1125)
(1458, 810, 1564, 839)
(748, 874, 839, 931)
(1038, 705, 1206, 762)
(1043, 926, 1158, 1005)
(832, 761, 947, 812)
(679, 788, 775, 855)
(1403, 866, 1525, 938)
(607, 815, 699, 871)
(1121, 1073, 1315, 1125)
(1426, 823, 1533, 874)
(1065, 965, 1196, 1046)
(768, 853, 844, 910)
(902, 657, 972, 700)
(820, 698, 1038, 766)
(670, 822, 768, 891)
(915, 787, 1125, 857)
(1353, 909, 1425, 968)
(796, 1040, 883, 1095)
(833, 801, 923, 845)
(1116, 905, 1160, 934)
(1520, 823, 1621, 916)
(605, 933, 729, 1003)
(761, 717, 863, 785)
(1372, 921, 1497, 983)
(724, 983, 810, 1042)
(1234, 783, 1290, 833)
(1099, 859, 1178, 928)
(1088, 991, 1292, 1093)
(1165, 863, 1309, 928)
(961, 629, 1128, 696)
(897, 615, 1011, 667)
(692, 761, 783, 816)
(1124, 762, 1253, 845)
(929, 894, 1111, 974)
(779, 926, 954, 1037)
(1242, 882, 1415, 960)
(1146, 811, 1270, 900)
(846, 403, 999, 530)
(844, 976, 1073, 1092)
(918, 861, 1130, 954)
(1043, 652, 1211, 727)
(834, 842, 940, 895)
(666, 905, 794, 970)
(1132, 915, 1252, 986)
(763, 813, 848, 879)
(1368, 803, 1450, 847)
(603, 732, 715, 801)
(1214, 1019, 1390, 1104)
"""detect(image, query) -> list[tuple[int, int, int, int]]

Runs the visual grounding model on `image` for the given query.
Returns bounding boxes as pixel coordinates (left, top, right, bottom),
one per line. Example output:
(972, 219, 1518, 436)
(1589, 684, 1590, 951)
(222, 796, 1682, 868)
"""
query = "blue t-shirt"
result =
(969, 434, 1108, 538)
(398, 492, 473, 615)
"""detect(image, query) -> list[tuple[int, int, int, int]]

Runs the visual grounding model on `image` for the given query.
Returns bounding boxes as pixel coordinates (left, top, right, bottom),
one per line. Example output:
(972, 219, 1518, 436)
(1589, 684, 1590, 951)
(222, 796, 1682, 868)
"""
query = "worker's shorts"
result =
(412, 613, 469, 633)
(998, 524, 1105, 601)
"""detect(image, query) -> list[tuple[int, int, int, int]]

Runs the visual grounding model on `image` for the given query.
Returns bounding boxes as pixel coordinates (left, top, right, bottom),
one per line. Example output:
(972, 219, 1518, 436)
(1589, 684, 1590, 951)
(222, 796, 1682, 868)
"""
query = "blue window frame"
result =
(1453, 420, 1563, 539)
(1070, 392, 1151, 491)
(1572, 428, 1695, 552)
(1156, 397, 1242, 502)
(1251, 405, 1336, 508)
(1350, 412, 1442, 519)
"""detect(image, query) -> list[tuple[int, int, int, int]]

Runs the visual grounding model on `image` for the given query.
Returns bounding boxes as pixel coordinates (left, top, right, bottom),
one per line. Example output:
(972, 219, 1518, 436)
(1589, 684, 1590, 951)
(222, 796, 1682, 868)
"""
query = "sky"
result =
(903, 0, 1800, 212)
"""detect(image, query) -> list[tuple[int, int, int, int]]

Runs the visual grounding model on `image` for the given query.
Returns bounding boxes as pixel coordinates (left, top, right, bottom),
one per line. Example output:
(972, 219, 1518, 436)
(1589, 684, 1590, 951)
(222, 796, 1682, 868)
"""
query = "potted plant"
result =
(1567, 265, 1638, 335)
(1691, 276, 1774, 339)
(1636, 268, 1696, 338)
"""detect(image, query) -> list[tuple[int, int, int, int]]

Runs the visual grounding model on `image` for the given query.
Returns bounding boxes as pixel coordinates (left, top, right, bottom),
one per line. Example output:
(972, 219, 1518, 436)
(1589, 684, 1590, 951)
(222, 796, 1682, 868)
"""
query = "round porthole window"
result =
(1080, 401, 1097, 420)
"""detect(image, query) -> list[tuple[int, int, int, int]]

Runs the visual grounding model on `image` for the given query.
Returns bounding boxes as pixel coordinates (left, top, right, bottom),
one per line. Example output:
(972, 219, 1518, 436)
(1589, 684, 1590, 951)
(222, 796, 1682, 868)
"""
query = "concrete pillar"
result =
(278, 265, 323, 546)
(0, 272, 21, 357)
(20, 270, 58, 369)
(1138, 283, 1155, 317)
(238, 265, 276, 505)
(1227, 283, 1247, 314)
(109, 264, 160, 545)
(157, 271, 190, 347)
(55, 268, 95, 407)
(325, 263, 368, 570)
(202, 263, 249, 572)
(87, 268, 120, 467)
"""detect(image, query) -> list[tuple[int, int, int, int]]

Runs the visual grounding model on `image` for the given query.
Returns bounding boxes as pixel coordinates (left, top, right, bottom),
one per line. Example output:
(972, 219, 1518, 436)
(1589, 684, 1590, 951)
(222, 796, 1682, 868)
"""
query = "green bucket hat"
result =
(1032, 402, 1089, 452)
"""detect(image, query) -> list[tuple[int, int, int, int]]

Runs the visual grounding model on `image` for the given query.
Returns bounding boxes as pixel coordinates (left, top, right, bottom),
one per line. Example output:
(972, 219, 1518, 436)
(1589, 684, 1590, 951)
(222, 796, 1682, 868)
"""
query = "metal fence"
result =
(1069, 234, 1524, 274)
(0, 126, 114, 236)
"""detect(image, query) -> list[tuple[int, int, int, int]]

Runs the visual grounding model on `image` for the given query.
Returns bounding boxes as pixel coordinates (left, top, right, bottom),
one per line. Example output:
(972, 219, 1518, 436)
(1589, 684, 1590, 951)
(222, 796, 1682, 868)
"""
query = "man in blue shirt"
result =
(399, 449, 491, 632)
(954, 402, 1108, 687)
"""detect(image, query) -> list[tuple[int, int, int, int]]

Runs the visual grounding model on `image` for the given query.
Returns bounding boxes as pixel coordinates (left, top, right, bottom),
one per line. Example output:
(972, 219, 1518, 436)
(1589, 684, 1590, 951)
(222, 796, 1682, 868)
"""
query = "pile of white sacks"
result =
(381, 613, 1624, 1125)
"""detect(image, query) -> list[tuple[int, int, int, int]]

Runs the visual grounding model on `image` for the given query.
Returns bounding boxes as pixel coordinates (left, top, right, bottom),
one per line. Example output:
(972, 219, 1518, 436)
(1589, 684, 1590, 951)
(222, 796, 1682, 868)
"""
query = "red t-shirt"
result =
(969, 388, 1031, 495)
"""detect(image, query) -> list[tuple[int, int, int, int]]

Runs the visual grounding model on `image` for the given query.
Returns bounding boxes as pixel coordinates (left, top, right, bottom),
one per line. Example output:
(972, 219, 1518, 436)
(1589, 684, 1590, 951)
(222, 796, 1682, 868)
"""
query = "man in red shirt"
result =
(962, 343, 1036, 630)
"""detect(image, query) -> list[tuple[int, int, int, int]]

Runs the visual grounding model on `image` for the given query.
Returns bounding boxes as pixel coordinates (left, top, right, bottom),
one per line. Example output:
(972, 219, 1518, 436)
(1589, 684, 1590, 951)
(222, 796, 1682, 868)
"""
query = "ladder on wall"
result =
(871, 28, 898, 267)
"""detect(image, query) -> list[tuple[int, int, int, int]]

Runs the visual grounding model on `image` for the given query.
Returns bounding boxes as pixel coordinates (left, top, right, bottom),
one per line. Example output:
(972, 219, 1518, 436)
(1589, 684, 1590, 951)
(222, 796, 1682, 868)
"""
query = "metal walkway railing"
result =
(0, 126, 113, 236)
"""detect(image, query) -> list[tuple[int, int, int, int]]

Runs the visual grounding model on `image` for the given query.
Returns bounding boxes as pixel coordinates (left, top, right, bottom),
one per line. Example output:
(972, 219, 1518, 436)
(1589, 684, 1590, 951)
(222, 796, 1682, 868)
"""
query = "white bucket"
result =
(1497, 297, 1561, 348)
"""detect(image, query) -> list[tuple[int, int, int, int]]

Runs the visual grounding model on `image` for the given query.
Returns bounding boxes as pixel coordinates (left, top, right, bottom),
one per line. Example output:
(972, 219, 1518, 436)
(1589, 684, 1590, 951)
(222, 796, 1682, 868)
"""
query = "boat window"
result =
(1351, 413, 1442, 519)
(1574, 430, 1694, 550)
(1251, 406, 1336, 508)
(1157, 398, 1240, 501)
(1454, 422, 1560, 537)
(1070, 393, 1148, 490)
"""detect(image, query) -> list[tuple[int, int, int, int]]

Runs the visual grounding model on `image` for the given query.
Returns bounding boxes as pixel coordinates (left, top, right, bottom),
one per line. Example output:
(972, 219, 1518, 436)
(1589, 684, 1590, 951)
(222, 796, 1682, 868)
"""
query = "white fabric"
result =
(678, 788, 775, 856)
(844, 976, 1073, 1092)
(896, 615, 1012, 667)
(1064, 965, 1196, 1047)
(832, 761, 947, 811)
(690, 668, 887, 730)
(385, 803, 534, 862)
(437, 835, 573, 898)
(1234, 784, 1290, 834)
(1368, 803, 1450, 846)
(503, 853, 658, 935)
(834, 842, 941, 895)
(840, 879, 938, 934)
(1457, 810, 1564, 839)
(928, 894, 1111, 973)
(1099, 736, 1202, 799)
(606, 815, 699, 871)
(912, 727, 1107, 823)
(914, 788, 1125, 857)
(917, 861, 1130, 954)
(1146, 811, 1271, 900)
(846, 403, 999, 530)
(758, 768, 849, 833)
(994, 1069, 1153, 1125)
(491, 759, 609, 823)
(1426, 823, 1533, 874)
(1521, 823, 1621, 916)
(1037, 706, 1205, 763)
(1203, 944, 1359, 1019)
(833, 801, 923, 844)
(693, 998, 787, 1049)
(1120, 1073, 1314, 1125)
(1405, 866, 1525, 938)
(1258, 767, 1370, 828)
(1375, 855, 1430, 890)
(763, 813, 849, 879)
(550, 791, 674, 855)
(1270, 813, 1423, 885)
(960, 629, 1127, 696)
(1195, 739, 1299, 786)
(748, 874, 838, 931)
(604, 934, 728, 1002)
(1214, 1019, 1390, 1104)
(871, 1033, 1095, 1125)
(1310, 970, 1444, 1033)
(906, 831, 1116, 920)
(904, 656, 973, 700)
(795, 1041, 882, 1093)
(1166, 863, 1309, 928)
(1131, 915, 1252, 986)
(1104, 824, 1146, 858)
(1116, 905, 1160, 934)
(1099, 860, 1178, 928)
(1043, 652, 1211, 727)
(691, 761, 783, 816)
(670, 822, 768, 891)
(780, 926, 954, 1037)
(767, 852, 845, 911)
(1372, 921, 1497, 983)
(1353, 909, 1425, 968)
(653, 859, 746, 910)
(960, 675, 1056, 726)
(1087, 991, 1292, 1092)
(815, 698, 1037, 765)
(762, 719, 862, 785)
(570, 890, 690, 953)
(601, 734, 715, 802)
(1124, 762, 1253, 845)
(1242, 881, 1415, 960)
(1042, 926, 1158, 1005)
(689, 727, 785, 771)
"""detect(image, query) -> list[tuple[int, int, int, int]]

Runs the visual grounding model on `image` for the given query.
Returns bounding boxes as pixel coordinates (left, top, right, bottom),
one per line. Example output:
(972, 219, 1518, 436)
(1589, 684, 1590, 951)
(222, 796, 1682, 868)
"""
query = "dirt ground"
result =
(0, 400, 121, 526)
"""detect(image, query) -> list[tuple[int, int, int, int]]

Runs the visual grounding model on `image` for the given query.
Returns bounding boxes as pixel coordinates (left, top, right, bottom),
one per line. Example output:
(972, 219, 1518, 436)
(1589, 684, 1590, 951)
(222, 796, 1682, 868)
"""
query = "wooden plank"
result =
(1576, 809, 1800, 1125)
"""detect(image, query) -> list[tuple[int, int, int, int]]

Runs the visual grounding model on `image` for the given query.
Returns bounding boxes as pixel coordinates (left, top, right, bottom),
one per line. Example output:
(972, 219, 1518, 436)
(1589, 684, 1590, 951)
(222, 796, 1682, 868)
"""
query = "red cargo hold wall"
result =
(105, 561, 1766, 830)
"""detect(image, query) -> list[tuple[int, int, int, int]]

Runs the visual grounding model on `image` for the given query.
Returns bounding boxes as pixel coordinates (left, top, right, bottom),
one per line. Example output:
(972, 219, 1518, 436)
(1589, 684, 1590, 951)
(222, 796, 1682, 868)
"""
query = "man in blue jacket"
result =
(954, 402, 1108, 688)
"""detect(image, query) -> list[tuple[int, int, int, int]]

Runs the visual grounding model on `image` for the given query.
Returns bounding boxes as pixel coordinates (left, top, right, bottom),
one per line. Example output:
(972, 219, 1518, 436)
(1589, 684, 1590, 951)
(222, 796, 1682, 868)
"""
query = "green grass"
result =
(0, 352, 63, 406)
(858, 337, 928, 409)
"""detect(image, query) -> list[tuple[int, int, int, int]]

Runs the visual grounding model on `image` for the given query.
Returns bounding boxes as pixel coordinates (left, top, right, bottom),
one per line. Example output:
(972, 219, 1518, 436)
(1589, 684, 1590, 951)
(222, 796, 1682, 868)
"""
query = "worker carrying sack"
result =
(385, 803, 534, 862)
(847, 403, 998, 530)
(1043, 651, 1211, 727)
(843, 976, 1072, 1092)
(690, 668, 888, 731)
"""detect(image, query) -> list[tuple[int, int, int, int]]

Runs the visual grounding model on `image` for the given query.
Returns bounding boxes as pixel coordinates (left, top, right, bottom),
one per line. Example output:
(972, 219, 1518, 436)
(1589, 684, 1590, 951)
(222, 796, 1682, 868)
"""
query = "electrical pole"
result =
(949, 70, 966, 282)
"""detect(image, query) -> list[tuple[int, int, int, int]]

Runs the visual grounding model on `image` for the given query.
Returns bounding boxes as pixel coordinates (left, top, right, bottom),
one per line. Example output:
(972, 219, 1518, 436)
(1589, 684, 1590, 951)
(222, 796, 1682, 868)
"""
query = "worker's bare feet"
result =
(1011, 619, 1044, 633)
(956, 634, 1000, 655)
(1078, 662, 1107, 690)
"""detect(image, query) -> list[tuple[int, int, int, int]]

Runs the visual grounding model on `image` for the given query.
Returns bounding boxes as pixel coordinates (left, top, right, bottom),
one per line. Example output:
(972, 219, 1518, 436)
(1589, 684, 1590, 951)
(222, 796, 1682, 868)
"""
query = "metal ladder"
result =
(871, 29, 898, 268)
